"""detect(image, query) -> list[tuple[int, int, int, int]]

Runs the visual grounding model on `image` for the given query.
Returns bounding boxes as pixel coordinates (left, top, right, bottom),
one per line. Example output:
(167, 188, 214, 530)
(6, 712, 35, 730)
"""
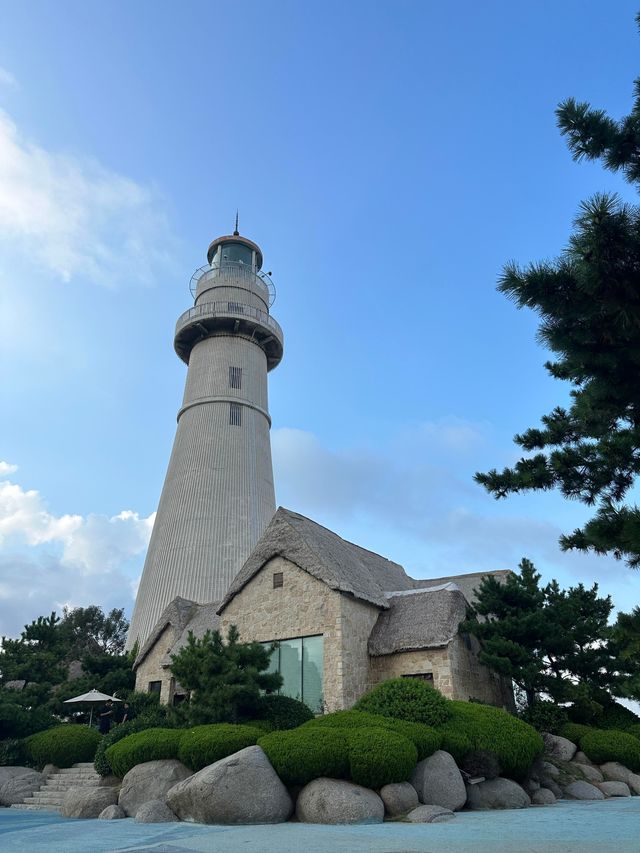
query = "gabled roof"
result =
(368, 585, 468, 656)
(411, 569, 511, 606)
(160, 602, 221, 666)
(218, 507, 415, 612)
(133, 596, 197, 669)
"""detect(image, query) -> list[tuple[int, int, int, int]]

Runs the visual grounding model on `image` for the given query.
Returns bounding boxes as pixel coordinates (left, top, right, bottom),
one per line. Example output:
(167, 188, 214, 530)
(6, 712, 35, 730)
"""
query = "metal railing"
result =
(175, 300, 283, 341)
(189, 261, 276, 306)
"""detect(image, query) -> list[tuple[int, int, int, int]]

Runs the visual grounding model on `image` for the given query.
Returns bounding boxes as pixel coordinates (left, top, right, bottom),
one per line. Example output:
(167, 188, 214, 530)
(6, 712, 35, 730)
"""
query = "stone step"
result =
(44, 778, 100, 787)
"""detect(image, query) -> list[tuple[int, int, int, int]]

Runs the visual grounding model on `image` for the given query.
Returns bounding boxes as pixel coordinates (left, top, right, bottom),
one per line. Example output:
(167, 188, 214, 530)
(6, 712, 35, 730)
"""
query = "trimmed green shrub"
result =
(559, 722, 593, 747)
(256, 694, 314, 730)
(0, 738, 29, 767)
(303, 710, 441, 761)
(178, 724, 263, 771)
(520, 701, 568, 735)
(258, 728, 349, 787)
(94, 713, 172, 777)
(0, 700, 56, 740)
(243, 719, 274, 734)
(581, 729, 640, 772)
(354, 678, 450, 727)
(26, 725, 101, 769)
(598, 702, 640, 731)
(437, 701, 543, 781)
(105, 728, 183, 778)
(345, 727, 417, 788)
(461, 749, 501, 780)
(625, 724, 640, 742)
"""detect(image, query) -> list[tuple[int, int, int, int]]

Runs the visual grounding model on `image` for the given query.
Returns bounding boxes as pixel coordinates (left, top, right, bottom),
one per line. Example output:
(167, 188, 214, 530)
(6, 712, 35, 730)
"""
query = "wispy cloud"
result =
(0, 461, 18, 476)
(0, 67, 17, 89)
(0, 108, 173, 285)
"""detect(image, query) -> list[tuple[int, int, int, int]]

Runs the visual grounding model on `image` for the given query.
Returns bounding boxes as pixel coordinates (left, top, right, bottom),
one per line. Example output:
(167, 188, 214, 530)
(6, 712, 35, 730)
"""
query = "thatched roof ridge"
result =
(411, 569, 512, 605)
(160, 601, 221, 666)
(133, 596, 197, 669)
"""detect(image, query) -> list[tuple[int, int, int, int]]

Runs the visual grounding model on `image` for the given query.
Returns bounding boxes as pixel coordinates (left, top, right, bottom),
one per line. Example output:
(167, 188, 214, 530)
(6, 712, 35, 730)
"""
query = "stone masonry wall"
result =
(134, 624, 176, 705)
(338, 594, 381, 709)
(448, 634, 515, 710)
(369, 647, 455, 697)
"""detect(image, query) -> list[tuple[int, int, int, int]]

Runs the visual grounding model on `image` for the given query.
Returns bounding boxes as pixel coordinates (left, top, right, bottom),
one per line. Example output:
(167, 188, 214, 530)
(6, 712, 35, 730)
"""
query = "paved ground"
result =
(1, 798, 639, 853)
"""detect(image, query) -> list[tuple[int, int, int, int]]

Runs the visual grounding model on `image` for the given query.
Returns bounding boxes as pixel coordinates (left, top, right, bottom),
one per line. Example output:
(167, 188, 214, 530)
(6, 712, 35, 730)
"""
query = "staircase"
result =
(11, 763, 101, 811)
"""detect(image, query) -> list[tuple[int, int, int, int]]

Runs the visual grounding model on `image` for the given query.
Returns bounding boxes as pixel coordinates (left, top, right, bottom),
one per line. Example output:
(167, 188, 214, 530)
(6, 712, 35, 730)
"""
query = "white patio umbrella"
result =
(63, 688, 122, 727)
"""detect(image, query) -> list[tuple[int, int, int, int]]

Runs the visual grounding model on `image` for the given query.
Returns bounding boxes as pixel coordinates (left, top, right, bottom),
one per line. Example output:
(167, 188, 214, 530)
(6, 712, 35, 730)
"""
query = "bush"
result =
(0, 700, 56, 739)
(256, 694, 314, 730)
(303, 710, 441, 761)
(437, 701, 543, 781)
(258, 728, 349, 787)
(598, 702, 640, 730)
(0, 738, 29, 767)
(345, 727, 417, 788)
(581, 729, 640, 772)
(26, 725, 101, 769)
(178, 724, 263, 771)
(625, 724, 640, 742)
(520, 701, 568, 735)
(94, 712, 172, 777)
(105, 728, 183, 778)
(461, 749, 501, 780)
(559, 722, 594, 748)
(354, 678, 450, 727)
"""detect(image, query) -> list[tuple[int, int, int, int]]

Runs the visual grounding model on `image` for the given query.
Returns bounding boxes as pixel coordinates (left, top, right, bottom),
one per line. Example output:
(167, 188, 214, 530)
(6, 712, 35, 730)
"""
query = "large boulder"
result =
(542, 734, 577, 762)
(0, 770, 44, 806)
(563, 780, 605, 801)
(167, 746, 292, 825)
(405, 804, 455, 823)
(465, 778, 531, 810)
(296, 778, 384, 825)
(135, 799, 178, 823)
(0, 767, 36, 787)
(118, 760, 192, 817)
(98, 804, 126, 820)
(575, 751, 594, 766)
(410, 750, 466, 812)
(531, 788, 556, 805)
(597, 781, 631, 797)
(379, 782, 418, 817)
(599, 762, 640, 794)
(61, 787, 118, 818)
(571, 762, 603, 784)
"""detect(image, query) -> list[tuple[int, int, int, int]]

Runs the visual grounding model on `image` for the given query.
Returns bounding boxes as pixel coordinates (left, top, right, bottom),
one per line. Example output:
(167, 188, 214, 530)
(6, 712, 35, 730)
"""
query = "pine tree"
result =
(476, 13, 640, 567)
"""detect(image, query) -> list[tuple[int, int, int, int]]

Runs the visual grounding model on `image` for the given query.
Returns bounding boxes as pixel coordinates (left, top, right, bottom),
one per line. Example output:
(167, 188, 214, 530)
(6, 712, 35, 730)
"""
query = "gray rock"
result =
(597, 781, 631, 797)
(296, 778, 384, 825)
(41, 764, 58, 779)
(599, 762, 640, 794)
(98, 804, 126, 820)
(531, 788, 556, 805)
(61, 786, 118, 818)
(0, 767, 36, 787)
(135, 799, 177, 822)
(523, 778, 540, 795)
(571, 762, 603, 783)
(542, 733, 577, 762)
(543, 779, 563, 798)
(465, 778, 531, 810)
(540, 760, 560, 778)
(0, 770, 44, 805)
(563, 780, 605, 801)
(410, 750, 467, 812)
(575, 751, 594, 766)
(167, 746, 292, 825)
(405, 804, 455, 823)
(118, 760, 192, 817)
(379, 782, 418, 817)
(98, 774, 122, 787)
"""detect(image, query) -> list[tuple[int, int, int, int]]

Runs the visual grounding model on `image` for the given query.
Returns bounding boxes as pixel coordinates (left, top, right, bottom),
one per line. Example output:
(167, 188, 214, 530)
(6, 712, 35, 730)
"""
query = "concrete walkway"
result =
(1, 798, 639, 853)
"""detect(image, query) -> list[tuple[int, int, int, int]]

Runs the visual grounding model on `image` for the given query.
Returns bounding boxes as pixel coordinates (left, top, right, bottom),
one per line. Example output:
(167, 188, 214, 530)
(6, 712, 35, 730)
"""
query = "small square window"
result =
(148, 680, 162, 694)
(401, 672, 433, 683)
(229, 403, 242, 426)
(273, 572, 283, 589)
(229, 366, 242, 389)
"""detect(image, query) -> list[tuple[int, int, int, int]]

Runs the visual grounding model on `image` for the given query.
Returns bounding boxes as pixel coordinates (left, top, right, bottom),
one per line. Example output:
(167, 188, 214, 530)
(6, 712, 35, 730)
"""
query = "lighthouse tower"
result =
(127, 228, 283, 649)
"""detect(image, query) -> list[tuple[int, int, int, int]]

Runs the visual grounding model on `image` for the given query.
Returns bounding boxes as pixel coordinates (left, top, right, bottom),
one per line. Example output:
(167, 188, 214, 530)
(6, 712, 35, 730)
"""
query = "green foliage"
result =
(169, 625, 282, 725)
(598, 701, 640, 730)
(345, 727, 417, 788)
(93, 706, 173, 777)
(105, 728, 183, 778)
(256, 694, 314, 730)
(520, 701, 569, 734)
(625, 724, 640, 741)
(461, 749, 501, 780)
(354, 678, 450, 726)
(609, 607, 640, 700)
(437, 701, 543, 782)
(0, 694, 56, 739)
(559, 722, 593, 747)
(0, 737, 29, 767)
(581, 728, 640, 772)
(178, 724, 263, 771)
(26, 724, 101, 769)
(303, 710, 441, 760)
(258, 728, 349, 786)
(476, 18, 640, 570)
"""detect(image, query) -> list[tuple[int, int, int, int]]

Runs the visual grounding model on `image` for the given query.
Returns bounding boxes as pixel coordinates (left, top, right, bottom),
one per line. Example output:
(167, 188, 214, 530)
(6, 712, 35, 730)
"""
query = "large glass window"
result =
(263, 635, 323, 712)
(221, 242, 252, 266)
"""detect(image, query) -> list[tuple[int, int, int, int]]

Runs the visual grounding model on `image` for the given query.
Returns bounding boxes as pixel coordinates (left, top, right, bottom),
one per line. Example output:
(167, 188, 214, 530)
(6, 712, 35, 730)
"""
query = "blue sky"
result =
(1, 1, 639, 637)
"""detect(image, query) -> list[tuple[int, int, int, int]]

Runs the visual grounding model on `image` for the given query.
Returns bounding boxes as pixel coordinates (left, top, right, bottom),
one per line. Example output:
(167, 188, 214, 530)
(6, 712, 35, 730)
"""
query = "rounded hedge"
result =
(581, 729, 640, 772)
(105, 728, 183, 778)
(178, 724, 263, 771)
(345, 727, 417, 788)
(303, 710, 441, 760)
(437, 701, 543, 782)
(257, 728, 349, 787)
(559, 722, 593, 748)
(256, 694, 314, 730)
(625, 724, 640, 742)
(94, 714, 171, 777)
(354, 678, 450, 727)
(26, 725, 101, 769)
(520, 701, 568, 735)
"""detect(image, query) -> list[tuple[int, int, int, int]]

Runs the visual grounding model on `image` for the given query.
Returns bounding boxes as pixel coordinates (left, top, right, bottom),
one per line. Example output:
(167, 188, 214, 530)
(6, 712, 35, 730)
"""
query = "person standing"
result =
(98, 699, 114, 734)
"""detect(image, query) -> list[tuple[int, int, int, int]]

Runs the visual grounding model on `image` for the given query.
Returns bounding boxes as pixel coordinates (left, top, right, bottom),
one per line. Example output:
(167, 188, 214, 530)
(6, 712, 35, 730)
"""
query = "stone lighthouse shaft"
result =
(127, 230, 284, 650)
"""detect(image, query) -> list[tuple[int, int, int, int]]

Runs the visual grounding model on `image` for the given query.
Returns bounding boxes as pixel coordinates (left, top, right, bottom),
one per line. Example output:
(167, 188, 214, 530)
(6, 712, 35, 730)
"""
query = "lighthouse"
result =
(127, 227, 283, 649)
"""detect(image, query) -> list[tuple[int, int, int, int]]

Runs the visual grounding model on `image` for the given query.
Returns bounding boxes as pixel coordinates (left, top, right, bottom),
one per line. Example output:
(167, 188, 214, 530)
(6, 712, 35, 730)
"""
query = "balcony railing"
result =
(189, 261, 276, 306)
(175, 300, 283, 341)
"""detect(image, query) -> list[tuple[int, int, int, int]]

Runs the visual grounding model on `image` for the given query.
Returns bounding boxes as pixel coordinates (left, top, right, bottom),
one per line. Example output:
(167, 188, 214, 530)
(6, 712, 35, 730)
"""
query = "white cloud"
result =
(0, 68, 17, 89)
(0, 461, 18, 476)
(0, 108, 173, 285)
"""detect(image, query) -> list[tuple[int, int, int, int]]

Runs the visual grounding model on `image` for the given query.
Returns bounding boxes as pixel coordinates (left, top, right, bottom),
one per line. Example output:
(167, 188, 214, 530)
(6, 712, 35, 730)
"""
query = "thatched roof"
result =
(133, 596, 197, 669)
(411, 569, 511, 605)
(219, 507, 415, 612)
(160, 602, 221, 666)
(368, 585, 468, 656)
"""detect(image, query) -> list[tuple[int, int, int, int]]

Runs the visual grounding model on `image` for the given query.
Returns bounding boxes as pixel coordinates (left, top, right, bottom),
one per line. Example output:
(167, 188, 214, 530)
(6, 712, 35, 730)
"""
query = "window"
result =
(263, 635, 323, 712)
(229, 366, 242, 389)
(273, 572, 283, 588)
(227, 301, 244, 313)
(229, 403, 242, 426)
(401, 672, 433, 683)
(148, 681, 162, 694)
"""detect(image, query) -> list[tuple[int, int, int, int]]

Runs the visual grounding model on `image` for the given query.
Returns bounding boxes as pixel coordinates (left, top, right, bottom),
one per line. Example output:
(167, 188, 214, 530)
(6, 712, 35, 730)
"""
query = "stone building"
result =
(133, 508, 513, 711)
